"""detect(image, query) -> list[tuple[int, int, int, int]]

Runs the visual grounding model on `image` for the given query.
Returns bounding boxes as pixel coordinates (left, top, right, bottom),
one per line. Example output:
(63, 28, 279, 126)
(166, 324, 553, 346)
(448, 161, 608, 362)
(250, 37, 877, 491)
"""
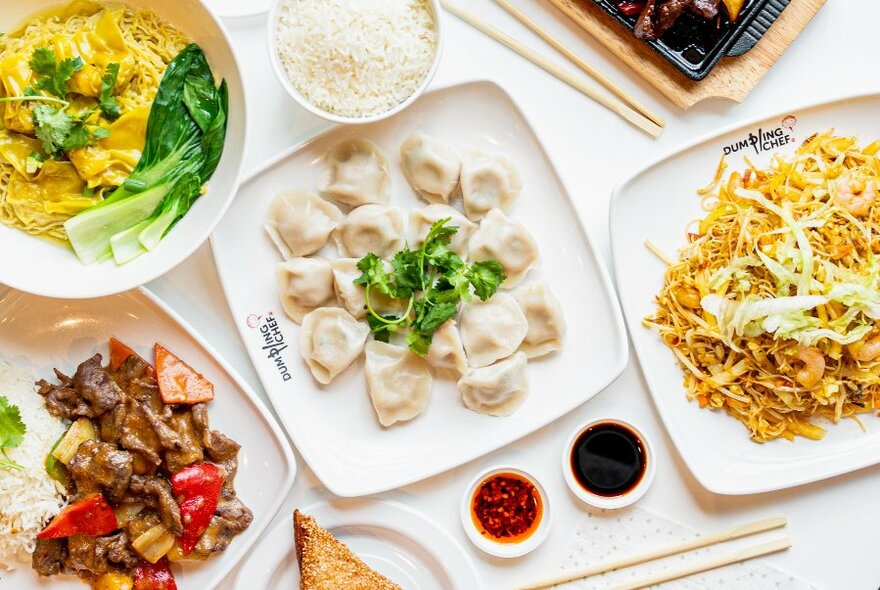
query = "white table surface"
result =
(144, 1, 878, 588)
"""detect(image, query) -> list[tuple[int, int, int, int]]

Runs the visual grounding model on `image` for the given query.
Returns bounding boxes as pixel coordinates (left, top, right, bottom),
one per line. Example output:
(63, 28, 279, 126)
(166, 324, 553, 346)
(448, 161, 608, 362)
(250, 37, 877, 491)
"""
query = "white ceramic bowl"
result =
(562, 418, 657, 510)
(0, 0, 246, 299)
(460, 465, 552, 559)
(267, 0, 443, 125)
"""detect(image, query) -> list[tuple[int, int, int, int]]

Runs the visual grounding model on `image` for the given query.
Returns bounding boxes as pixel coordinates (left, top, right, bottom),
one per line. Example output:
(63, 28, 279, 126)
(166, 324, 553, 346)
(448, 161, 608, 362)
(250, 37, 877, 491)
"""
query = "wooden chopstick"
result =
(440, 0, 663, 138)
(489, 0, 664, 128)
(517, 516, 787, 589)
(611, 537, 792, 590)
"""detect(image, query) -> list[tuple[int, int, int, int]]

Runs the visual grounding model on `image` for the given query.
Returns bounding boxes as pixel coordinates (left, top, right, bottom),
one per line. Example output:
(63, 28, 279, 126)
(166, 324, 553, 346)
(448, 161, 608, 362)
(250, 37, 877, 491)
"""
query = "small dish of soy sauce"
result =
(562, 418, 656, 509)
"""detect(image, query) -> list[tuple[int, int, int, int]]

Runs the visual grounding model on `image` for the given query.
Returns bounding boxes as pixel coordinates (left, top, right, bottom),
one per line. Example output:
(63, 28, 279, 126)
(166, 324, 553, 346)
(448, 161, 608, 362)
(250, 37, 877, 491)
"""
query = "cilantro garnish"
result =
(355, 218, 506, 357)
(32, 105, 109, 157)
(29, 47, 83, 99)
(99, 63, 121, 120)
(0, 395, 26, 472)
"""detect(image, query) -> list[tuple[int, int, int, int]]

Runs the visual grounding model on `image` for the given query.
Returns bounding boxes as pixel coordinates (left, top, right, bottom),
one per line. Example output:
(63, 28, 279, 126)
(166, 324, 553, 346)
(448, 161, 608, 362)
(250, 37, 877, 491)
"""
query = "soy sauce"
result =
(570, 422, 647, 497)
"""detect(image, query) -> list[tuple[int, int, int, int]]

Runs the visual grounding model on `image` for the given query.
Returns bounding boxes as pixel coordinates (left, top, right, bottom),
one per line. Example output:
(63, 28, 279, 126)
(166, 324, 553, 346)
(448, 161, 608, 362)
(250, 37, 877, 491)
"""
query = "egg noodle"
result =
(645, 131, 880, 442)
(0, 1, 189, 240)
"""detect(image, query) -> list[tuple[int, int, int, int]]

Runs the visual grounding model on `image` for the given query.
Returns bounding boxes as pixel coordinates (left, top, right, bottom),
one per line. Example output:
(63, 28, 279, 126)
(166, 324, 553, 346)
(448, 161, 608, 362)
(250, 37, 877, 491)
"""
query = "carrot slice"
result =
(155, 343, 214, 405)
(109, 337, 157, 379)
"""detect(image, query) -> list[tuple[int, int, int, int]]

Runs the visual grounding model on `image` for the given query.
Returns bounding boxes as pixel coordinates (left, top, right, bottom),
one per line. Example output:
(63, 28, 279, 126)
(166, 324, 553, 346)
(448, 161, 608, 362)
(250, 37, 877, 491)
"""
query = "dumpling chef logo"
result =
(723, 115, 797, 157)
(246, 311, 292, 382)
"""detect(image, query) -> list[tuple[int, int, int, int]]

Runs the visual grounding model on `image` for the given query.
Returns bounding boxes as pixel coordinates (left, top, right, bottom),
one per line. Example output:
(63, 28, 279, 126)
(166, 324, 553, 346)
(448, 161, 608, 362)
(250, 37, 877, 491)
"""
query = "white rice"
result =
(275, 0, 437, 118)
(0, 360, 67, 570)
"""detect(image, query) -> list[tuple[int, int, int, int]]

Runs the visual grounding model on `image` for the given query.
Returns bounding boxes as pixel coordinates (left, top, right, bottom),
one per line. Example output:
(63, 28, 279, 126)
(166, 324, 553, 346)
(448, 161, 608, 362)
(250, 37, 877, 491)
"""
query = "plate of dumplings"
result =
(212, 80, 628, 497)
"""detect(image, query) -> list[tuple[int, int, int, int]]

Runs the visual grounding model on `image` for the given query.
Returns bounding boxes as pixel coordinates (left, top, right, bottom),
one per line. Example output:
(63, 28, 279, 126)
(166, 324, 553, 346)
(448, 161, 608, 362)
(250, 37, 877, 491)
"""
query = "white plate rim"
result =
(210, 79, 629, 497)
(232, 497, 483, 589)
(609, 90, 880, 495)
(0, 285, 298, 587)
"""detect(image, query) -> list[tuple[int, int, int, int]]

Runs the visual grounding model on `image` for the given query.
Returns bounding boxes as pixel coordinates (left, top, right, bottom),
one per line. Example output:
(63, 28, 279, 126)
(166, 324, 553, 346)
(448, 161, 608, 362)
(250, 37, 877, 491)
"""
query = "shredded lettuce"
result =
(735, 188, 816, 295)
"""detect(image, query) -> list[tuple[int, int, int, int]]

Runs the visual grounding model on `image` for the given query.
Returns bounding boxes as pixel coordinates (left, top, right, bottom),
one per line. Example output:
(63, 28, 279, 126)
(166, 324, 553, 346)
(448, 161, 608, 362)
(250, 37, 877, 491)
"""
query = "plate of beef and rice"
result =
(0, 286, 296, 589)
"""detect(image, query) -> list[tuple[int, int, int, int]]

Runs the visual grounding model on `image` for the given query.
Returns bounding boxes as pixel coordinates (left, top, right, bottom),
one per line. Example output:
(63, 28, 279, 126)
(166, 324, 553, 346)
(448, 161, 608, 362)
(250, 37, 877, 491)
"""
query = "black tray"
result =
(593, 0, 791, 80)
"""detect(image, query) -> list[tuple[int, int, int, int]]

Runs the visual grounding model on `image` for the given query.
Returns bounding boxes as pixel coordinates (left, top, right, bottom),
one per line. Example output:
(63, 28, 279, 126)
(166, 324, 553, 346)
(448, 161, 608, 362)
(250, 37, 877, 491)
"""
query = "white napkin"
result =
(558, 506, 816, 589)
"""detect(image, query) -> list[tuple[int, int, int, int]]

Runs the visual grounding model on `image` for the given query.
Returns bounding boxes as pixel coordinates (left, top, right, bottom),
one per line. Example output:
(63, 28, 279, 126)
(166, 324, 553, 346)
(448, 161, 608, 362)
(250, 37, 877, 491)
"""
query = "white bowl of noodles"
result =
(0, 0, 246, 298)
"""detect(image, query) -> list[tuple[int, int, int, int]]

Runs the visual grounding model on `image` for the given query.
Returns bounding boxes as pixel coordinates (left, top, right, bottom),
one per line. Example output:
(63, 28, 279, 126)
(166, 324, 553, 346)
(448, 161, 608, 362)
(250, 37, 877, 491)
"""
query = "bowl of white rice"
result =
(269, 0, 442, 124)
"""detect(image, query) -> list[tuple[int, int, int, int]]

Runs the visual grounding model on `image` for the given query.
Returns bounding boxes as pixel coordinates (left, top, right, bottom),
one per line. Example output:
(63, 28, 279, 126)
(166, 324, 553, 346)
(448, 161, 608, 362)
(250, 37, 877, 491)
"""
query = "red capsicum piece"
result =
(133, 558, 178, 590)
(170, 463, 225, 554)
(37, 492, 118, 539)
(618, 1, 646, 15)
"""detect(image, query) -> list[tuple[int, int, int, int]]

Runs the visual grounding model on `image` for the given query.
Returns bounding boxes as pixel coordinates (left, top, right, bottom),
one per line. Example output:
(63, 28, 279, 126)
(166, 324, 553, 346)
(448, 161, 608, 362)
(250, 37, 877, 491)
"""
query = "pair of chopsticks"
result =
(517, 515, 790, 590)
(440, 0, 663, 137)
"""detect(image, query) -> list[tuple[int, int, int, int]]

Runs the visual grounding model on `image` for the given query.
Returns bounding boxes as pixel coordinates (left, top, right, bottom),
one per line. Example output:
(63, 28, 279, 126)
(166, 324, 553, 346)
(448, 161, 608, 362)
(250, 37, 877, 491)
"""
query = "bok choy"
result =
(64, 44, 228, 264)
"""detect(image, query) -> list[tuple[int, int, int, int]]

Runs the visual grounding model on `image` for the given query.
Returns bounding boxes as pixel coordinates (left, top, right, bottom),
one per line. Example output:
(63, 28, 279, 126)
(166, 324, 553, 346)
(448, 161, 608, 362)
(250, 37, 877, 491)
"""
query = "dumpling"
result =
(408, 204, 477, 258)
(365, 341, 433, 427)
(333, 204, 405, 259)
(331, 258, 407, 320)
(468, 208, 539, 288)
(400, 132, 461, 204)
(319, 138, 390, 207)
(514, 282, 567, 358)
(460, 150, 522, 220)
(458, 352, 529, 417)
(300, 308, 370, 385)
(265, 190, 343, 258)
(425, 320, 468, 374)
(277, 257, 336, 323)
(459, 292, 528, 368)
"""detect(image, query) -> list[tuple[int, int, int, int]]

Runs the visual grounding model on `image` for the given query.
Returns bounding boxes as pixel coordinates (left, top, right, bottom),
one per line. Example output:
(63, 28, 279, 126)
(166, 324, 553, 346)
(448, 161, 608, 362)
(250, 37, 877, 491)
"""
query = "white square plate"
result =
(611, 93, 880, 495)
(0, 286, 296, 588)
(211, 81, 628, 497)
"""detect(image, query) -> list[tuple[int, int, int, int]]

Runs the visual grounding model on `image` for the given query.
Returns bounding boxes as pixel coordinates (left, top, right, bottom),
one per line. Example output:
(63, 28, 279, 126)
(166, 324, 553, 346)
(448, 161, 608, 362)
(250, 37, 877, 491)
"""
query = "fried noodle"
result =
(645, 131, 880, 442)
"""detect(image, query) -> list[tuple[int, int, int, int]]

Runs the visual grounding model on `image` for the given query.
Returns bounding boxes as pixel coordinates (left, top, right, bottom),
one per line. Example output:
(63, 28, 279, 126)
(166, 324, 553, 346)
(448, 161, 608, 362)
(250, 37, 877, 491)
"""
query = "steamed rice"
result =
(275, 0, 437, 118)
(0, 360, 66, 570)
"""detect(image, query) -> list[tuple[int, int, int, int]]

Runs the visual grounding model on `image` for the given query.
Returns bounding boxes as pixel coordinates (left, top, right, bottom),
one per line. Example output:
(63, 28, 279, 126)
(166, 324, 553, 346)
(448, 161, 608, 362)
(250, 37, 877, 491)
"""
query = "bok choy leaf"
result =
(65, 44, 228, 264)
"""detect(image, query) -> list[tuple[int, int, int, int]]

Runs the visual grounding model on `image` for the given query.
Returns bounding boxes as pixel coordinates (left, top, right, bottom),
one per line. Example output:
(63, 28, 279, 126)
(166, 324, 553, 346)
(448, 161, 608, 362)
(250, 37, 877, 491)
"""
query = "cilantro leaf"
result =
(32, 106, 107, 157)
(0, 395, 26, 451)
(32, 105, 74, 156)
(355, 254, 393, 295)
(391, 248, 421, 295)
(29, 47, 83, 98)
(63, 117, 108, 152)
(467, 260, 506, 301)
(415, 301, 458, 333)
(355, 216, 506, 356)
(406, 330, 431, 357)
(366, 313, 401, 343)
(99, 63, 121, 120)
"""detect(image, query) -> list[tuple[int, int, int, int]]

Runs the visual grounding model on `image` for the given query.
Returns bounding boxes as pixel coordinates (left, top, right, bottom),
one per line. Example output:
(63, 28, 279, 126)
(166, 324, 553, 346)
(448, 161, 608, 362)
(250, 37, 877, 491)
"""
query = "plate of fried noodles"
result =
(0, 0, 245, 298)
(611, 94, 880, 494)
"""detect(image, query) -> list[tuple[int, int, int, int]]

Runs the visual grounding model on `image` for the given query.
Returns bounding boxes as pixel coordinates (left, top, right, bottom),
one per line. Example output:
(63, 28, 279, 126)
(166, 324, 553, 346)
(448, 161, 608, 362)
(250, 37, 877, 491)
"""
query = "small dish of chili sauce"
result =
(461, 466, 551, 558)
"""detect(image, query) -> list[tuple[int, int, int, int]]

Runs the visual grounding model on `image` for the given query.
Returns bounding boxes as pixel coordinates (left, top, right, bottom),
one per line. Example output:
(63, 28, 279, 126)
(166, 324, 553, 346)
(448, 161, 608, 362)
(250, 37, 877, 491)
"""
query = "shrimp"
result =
(848, 333, 880, 362)
(794, 347, 825, 388)
(833, 172, 877, 216)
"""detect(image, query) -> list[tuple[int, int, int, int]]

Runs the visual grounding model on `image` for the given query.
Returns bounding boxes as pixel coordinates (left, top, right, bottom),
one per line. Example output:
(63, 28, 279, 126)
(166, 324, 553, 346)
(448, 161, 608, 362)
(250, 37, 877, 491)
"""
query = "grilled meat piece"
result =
(635, 0, 696, 40)
(68, 440, 134, 504)
(32, 538, 67, 577)
(164, 410, 204, 473)
(192, 496, 253, 557)
(191, 403, 240, 463)
(689, 0, 720, 18)
(65, 532, 139, 575)
(38, 355, 122, 419)
(125, 475, 183, 536)
(75, 354, 124, 416)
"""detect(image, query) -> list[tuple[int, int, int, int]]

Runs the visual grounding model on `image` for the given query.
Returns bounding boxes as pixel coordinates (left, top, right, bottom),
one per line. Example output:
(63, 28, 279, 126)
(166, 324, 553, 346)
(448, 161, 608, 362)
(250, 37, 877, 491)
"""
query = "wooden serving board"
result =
(545, 0, 826, 108)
